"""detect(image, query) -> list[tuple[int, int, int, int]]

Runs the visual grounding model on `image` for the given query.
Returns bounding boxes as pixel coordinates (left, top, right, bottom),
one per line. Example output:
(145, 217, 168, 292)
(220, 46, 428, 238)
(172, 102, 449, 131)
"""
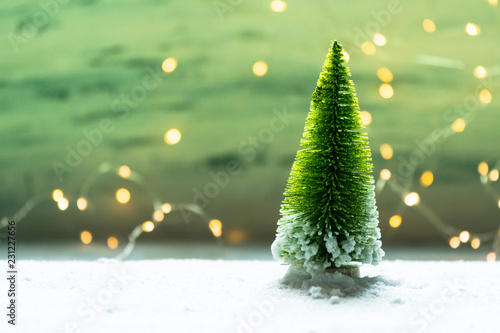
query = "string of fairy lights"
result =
(1, 0, 499, 261)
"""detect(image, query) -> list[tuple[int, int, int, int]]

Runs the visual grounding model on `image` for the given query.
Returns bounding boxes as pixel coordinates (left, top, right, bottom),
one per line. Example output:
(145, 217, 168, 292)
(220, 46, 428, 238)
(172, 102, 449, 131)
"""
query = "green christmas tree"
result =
(271, 41, 384, 274)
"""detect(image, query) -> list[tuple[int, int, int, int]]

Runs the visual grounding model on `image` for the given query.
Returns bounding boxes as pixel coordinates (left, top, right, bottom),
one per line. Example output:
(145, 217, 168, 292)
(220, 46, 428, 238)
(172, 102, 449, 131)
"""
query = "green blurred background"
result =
(1, 0, 499, 256)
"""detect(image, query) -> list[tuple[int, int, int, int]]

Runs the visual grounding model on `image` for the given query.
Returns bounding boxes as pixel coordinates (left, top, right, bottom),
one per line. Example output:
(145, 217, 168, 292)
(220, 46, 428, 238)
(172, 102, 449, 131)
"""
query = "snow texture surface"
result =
(1, 260, 498, 333)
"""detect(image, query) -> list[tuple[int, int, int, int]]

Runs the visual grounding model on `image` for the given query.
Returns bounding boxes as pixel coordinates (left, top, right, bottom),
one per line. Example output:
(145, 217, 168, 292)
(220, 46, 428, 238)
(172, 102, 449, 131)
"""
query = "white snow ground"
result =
(1, 260, 498, 333)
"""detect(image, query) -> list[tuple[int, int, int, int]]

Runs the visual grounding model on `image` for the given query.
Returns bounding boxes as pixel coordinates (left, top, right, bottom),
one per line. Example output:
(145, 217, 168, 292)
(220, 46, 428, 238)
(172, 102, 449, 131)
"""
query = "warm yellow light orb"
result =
(465, 23, 480, 36)
(449, 236, 460, 249)
(380, 144, 393, 160)
(486, 252, 496, 262)
(404, 192, 420, 207)
(420, 171, 434, 187)
(77, 197, 88, 211)
(360, 111, 372, 126)
(209, 219, 222, 238)
(459, 231, 470, 243)
(153, 210, 164, 222)
(389, 215, 402, 228)
(379, 83, 394, 98)
(164, 128, 181, 145)
(423, 19, 436, 33)
(377, 67, 393, 82)
(471, 238, 481, 249)
(58, 197, 69, 211)
(451, 118, 466, 132)
(162, 57, 177, 73)
(118, 165, 131, 178)
(142, 221, 155, 232)
(488, 169, 499, 182)
(162, 203, 172, 214)
(341, 51, 349, 63)
(253, 61, 268, 76)
(116, 188, 130, 204)
(52, 189, 64, 202)
(474, 66, 487, 78)
(380, 169, 391, 181)
(373, 33, 387, 46)
(478, 162, 489, 176)
(107, 236, 119, 249)
(488, 0, 498, 6)
(270, 0, 287, 12)
(80, 231, 92, 245)
(361, 42, 376, 55)
(479, 89, 492, 104)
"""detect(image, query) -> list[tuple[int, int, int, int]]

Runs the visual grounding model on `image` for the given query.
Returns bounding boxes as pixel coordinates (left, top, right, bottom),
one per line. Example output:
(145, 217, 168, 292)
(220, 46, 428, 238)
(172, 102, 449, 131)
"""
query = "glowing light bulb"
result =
(164, 129, 181, 145)
(142, 221, 155, 232)
(478, 162, 489, 176)
(389, 215, 402, 228)
(449, 237, 460, 249)
(253, 61, 268, 76)
(118, 165, 131, 178)
(80, 231, 92, 245)
(465, 23, 480, 36)
(471, 238, 480, 249)
(162, 203, 172, 214)
(380, 169, 391, 181)
(52, 189, 63, 202)
(404, 192, 420, 207)
(488, 169, 499, 182)
(209, 219, 222, 237)
(373, 33, 387, 46)
(162, 57, 177, 73)
(58, 197, 69, 211)
(423, 19, 436, 32)
(377, 67, 393, 82)
(379, 83, 394, 98)
(486, 252, 496, 262)
(479, 89, 492, 104)
(153, 210, 164, 222)
(270, 0, 286, 12)
(116, 188, 130, 204)
(77, 197, 88, 211)
(420, 171, 434, 187)
(380, 144, 393, 160)
(474, 66, 487, 78)
(361, 42, 376, 55)
(451, 118, 466, 132)
(459, 231, 470, 243)
(107, 237, 119, 249)
(360, 111, 372, 126)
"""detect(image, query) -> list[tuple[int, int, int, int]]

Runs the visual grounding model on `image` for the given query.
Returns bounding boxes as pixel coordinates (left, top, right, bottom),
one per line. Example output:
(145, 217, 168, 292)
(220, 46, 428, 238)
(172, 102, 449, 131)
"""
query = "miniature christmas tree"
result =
(272, 41, 384, 274)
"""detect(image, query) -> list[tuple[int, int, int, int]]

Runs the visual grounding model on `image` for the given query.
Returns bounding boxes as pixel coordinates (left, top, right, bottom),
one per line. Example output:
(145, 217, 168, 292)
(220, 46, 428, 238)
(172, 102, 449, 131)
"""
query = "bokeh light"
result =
(107, 236, 119, 249)
(162, 203, 172, 214)
(449, 236, 460, 249)
(389, 215, 402, 228)
(423, 19, 436, 32)
(270, 0, 287, 12)
(478, 161, 489, 176)
(459, 231, 470, 243)
(341, 50, 349, 63)
(361, 42, 376, 55)
(420, 171, 434, 187)
(116, 188, 130, 204)
(142, 221, 155, 232)
(161, 57, 177, 73)
(471, 238, 481, 249)
(226, 230, 247, 244)
(165, 128, 181, 145)
(373, 33, 387, 46)
(153, 210, 164, 222)
(52, 189, 63, 202)
(379, 83, 394, 98)
(118, 165, 131, 178)
(473, 66, 487, 78)
(360, 111, 372, 126)
(479, 89, 492, 104)
(80, 231, 92, 245)
(380, 144, 393, 160)
(465, 23, 480, 36)
(451, 118, 466, 132)
(486, 252, 496, 262)
(377, 67, 393, 82)
(209, 219, 222, 238)
(58, 197, 69, 211)
(488, 0, 498, 6)
(380, 169, 391, 181)
(253, 61, 268, 76)
(77, 197, 88, 211)
(404, 192, 420, 207)
(488, 169, 499, 182)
